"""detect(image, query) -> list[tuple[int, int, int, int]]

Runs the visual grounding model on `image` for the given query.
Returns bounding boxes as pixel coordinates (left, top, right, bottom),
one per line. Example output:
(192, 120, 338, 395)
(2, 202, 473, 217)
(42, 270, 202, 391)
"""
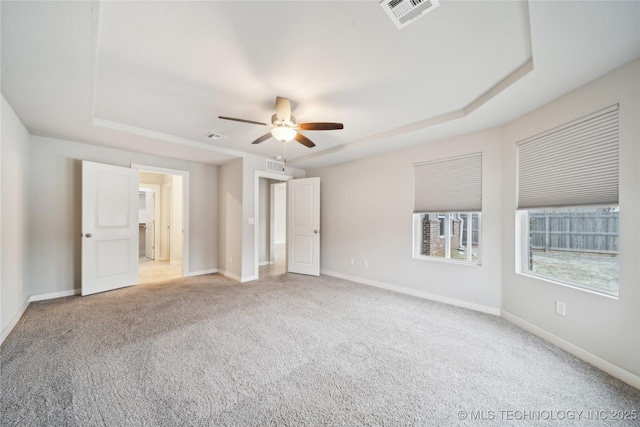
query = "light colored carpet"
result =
(1, 273, 639, 426)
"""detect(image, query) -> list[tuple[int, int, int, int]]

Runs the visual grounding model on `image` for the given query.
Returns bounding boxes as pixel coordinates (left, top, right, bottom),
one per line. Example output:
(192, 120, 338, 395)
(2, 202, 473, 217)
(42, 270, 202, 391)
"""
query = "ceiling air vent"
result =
(380, 0, 440, 29)
(266, 159, 285, 174)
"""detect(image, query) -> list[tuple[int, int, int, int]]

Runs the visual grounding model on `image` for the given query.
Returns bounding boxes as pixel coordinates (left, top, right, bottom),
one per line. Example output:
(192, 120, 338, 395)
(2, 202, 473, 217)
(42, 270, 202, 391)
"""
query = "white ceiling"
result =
(2, 1, 639, 169)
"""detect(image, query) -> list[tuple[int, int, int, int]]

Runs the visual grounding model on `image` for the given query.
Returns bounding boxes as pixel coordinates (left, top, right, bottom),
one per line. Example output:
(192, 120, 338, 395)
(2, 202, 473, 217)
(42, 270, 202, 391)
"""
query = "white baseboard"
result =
(215, 271, 258, 283)
(501, 310, 640, 390)
(321, 269, 500, 316)
(1, 297, 30, 345)
(187, 269, 217, 277)
(218, 270, 242, 282)
(259, 261, 274, 266)
(29, 288, 79, 302)
(1, 288, 81, 345)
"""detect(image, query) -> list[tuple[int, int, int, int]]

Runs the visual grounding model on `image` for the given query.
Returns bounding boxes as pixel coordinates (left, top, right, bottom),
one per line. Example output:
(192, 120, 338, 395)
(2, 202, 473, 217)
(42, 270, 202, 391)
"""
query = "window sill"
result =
(516, 271, 618, 299)
(413, 254, 481, 266)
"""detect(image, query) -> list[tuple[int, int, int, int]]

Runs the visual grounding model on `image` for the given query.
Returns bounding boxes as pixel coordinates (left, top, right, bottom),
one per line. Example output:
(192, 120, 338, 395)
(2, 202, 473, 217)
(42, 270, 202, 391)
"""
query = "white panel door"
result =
(145, 191, 155, 259)
(82, 161, 139, 296)
(287, 177, 320, 276)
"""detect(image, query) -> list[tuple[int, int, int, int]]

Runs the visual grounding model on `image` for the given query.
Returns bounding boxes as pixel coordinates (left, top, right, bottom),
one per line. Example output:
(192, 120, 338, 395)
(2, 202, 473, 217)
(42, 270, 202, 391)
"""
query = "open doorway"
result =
(258, 179, 287, 278)
(254, 171, 292, 279)
(137, 170, 184, 283)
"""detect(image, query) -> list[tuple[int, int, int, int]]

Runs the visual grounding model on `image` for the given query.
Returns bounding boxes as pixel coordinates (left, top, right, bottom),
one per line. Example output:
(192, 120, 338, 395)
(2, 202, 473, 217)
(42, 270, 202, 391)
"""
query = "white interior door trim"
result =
(131, 164, 190, 277)
(253, 171, 293, 281)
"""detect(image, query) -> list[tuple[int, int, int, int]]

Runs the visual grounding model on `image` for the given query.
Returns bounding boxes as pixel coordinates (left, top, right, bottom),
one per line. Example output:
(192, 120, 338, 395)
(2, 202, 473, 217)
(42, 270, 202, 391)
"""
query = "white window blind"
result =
(517, 105, 619, 209)
(413, 153, 482, 213)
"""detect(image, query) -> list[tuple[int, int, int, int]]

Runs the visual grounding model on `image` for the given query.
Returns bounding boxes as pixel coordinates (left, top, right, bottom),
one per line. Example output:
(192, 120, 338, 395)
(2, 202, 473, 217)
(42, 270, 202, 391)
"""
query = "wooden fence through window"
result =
(529, 210, 618, 254)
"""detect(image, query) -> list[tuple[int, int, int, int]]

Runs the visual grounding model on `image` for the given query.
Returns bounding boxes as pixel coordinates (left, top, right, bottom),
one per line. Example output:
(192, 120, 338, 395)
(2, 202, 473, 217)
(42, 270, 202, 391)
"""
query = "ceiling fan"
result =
(218, 96, 343, 148)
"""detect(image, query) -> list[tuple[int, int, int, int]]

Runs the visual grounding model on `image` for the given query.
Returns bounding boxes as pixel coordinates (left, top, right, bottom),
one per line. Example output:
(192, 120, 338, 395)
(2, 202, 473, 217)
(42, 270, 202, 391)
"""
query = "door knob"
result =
(314, 230, 319, 234)
(85, 233, 92, 238)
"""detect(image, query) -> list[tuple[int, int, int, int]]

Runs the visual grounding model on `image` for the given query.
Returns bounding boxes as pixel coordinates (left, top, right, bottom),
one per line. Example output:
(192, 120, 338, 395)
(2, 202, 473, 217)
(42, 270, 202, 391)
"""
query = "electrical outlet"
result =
(555, 300, 566, 316)
(363, 260, 368, 268)
(349, 258, 355, 266)
(229, 256, 233, 263)
(19, 279, 23, 290)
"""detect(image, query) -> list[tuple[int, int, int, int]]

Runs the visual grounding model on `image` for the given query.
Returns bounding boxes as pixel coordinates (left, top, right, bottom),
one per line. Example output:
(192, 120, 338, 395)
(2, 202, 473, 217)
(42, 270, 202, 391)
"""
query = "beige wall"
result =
(307, 127, 504, 312)
(139, 171, 165, 185)
(217, 158, 243, 280)
(1, 95, 31, 338)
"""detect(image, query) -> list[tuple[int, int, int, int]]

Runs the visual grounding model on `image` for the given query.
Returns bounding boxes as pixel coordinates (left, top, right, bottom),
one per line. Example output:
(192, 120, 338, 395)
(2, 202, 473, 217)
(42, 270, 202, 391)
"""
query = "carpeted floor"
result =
(1, 273, 639, 426)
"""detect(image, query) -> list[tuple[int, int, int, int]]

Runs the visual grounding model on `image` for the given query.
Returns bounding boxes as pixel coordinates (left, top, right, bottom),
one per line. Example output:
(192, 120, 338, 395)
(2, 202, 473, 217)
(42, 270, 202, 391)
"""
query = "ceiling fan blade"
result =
(275, 97, 291, 122)
(294, 132, 316, 148)
(218, 116, 268, 126)
(251, 133, 273, 145)
(297, 122, 344, 131)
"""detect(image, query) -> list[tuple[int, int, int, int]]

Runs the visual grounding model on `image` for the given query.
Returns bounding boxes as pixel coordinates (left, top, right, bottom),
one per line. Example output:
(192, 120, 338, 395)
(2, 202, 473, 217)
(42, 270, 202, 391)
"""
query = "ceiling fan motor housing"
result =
(271, 114, 296, 127)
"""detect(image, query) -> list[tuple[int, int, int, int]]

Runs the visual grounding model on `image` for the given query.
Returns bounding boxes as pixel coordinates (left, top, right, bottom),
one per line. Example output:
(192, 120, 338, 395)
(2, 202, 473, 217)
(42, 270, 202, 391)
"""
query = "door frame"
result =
(131, 164, 190, 278)
(253, 171, 292, 280)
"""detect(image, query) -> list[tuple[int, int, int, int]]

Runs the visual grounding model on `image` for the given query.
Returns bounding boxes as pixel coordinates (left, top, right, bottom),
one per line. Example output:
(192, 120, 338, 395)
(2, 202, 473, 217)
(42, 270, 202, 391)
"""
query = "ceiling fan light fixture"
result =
(219, 96, 342, 148)
(271, 126, 297, 142)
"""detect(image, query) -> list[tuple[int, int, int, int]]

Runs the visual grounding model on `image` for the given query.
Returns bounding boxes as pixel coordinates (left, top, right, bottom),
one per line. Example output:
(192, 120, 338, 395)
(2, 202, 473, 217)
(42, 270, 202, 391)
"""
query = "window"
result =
(517, 105, 619, 296)
(414, 212, 481, 263)
(521, 207, 618, 295)
(437, 215, 452, 237)
(413, 153, 482, 265)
